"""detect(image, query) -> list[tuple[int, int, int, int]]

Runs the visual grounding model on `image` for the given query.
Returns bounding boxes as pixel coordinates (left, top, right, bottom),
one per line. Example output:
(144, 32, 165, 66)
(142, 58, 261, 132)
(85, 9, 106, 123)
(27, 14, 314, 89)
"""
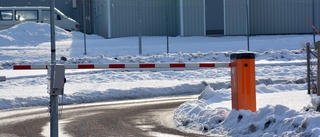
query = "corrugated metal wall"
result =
(0, 0, 75, 19)
(92, 0, 109, 38)
(250, 0, 315, 35)
(76, 0, 93, 34)
(107, 0, 178, 38)
(141, 0, 179, 36)
(70, 0, 320, 36)
(225, 0, 320, 35)
(205, 0, 224, 35)
(0, 0, 48, 6)
(224, 0, 247, 35)
(181, 0, 205, 36)
(85, 0, 320, 37)
(3, 0, 320, 37)
(109, 0, 138, 38)
(315, 0, 320, 32)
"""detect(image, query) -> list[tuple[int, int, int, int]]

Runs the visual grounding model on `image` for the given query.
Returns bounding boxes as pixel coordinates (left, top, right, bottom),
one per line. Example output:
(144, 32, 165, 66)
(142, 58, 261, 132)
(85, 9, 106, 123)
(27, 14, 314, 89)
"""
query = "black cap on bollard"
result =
(230, 53, 255, 59)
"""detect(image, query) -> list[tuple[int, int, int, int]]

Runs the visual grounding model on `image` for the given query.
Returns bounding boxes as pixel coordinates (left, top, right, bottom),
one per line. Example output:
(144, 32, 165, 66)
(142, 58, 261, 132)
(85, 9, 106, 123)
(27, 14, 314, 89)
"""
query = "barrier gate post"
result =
(230, 53, 256, 112)
(0, 76, 5, 82)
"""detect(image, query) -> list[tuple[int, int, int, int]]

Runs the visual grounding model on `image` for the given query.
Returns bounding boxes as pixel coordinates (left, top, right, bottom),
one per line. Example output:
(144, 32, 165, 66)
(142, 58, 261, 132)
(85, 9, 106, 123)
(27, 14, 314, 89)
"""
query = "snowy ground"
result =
(0, 22, 320, 136)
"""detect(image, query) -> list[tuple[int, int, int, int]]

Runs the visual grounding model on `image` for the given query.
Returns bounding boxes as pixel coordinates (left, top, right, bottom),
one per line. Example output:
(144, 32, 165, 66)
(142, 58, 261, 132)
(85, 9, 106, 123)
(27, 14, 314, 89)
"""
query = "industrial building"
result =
(1, 0, 319, 38)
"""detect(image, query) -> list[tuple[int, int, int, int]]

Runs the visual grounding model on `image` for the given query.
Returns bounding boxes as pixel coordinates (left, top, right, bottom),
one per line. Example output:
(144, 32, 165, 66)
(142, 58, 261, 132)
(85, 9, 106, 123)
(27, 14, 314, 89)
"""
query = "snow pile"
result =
(174, 86, 320, 136)
(311, 96, 320, 111)
(0, 22, 71, 46)
(0, 22, 102, 46)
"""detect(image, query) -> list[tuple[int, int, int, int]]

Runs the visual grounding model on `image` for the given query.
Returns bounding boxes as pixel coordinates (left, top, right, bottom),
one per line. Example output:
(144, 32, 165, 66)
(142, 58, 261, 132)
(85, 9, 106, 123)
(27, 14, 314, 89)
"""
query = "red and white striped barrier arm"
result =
(13, 62, 231, 70)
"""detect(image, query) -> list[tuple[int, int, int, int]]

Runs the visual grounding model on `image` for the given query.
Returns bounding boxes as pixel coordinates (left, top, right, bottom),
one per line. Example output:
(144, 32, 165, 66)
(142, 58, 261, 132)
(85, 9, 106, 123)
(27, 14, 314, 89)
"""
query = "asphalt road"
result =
(0, 96, 209, 137)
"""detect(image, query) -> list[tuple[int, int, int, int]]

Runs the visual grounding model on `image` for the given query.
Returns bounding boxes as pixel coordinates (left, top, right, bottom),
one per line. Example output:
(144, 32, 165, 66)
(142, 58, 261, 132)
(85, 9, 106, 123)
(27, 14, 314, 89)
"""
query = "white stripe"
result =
(65, 64, 79, 69)
(94, 64, 110, 69)
(31, 65, 47, 69)
(185, 63, 199, 68)
(155, 63, 170, 68)
(125, 64, 139, 68)
(215, 62, 230, 68)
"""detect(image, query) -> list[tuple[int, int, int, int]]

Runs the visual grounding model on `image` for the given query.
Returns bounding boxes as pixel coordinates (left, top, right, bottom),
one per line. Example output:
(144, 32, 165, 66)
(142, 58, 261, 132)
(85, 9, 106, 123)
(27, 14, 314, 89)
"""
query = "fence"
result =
(306, 42, 320, 96)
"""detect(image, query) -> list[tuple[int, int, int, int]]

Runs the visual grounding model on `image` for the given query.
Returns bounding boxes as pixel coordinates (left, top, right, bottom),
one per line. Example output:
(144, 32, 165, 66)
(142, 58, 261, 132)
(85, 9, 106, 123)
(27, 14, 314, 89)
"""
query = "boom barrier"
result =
(13, 62, 231, 70)
(12, 53, 256, 112)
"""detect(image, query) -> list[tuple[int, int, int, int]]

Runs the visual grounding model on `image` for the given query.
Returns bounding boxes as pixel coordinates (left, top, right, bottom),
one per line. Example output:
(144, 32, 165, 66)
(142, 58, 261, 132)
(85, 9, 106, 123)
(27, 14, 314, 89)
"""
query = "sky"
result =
(0, 22, 320, 137)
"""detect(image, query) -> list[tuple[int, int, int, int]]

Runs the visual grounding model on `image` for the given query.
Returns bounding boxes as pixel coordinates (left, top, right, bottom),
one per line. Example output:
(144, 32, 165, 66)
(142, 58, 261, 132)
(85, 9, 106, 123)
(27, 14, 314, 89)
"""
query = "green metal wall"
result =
(225, 0, 320, 35)
(108, 0, 179, 38)
(250, 0, 317, 35)
(3, 0, 320, 37)
(92, 0, 109, 38)
(181, 0, 205, 36)
(224, 0, 247, 35)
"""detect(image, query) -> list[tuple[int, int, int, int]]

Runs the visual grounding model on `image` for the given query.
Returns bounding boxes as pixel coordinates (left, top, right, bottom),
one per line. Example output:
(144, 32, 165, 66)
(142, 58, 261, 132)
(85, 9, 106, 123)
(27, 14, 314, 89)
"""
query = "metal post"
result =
(83, 0, 87, 55)
(246, 0, 250, 51)
(166, 0, 169, 53)
(138, 0, 142, 54)
(312, 0, 315, 45)
(50, 0, 58, 136)
(318, 44, 320, 96)
(307, 43, 311, 94)
(0, 76, 6, 82)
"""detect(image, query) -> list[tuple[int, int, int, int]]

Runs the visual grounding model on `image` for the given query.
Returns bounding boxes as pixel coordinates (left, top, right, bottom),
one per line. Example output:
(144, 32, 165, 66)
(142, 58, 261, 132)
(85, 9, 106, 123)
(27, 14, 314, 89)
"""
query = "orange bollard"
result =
(230, 53, 256, 112)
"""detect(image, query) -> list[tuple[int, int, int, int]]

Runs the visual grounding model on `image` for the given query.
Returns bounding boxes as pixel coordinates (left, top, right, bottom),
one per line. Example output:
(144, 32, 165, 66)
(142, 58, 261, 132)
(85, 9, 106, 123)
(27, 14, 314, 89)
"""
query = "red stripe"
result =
(170, 63, 185, 68)
(13, 65, 31, 70)
(109, 64, 125, 68)
(229, 63, 232, 67)
(199, 63, 215, 67)
(140, 64, 155, 68)
(78, 64, 94, 69)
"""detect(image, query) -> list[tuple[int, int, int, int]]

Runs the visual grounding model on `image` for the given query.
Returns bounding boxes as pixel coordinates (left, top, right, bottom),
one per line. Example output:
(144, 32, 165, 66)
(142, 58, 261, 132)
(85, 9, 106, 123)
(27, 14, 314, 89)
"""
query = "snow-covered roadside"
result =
(174, 85, 320, 136)
(0, 65, 307, 110)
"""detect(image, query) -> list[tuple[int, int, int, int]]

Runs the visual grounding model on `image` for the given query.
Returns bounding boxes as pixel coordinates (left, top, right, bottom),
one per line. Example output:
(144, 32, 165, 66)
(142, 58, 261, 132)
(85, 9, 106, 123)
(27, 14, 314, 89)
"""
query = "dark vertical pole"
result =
(318, 44, 320, 96)
(83, 0, 87, 55)
(246, 0, 250, 51)
(307, 43, 311, 94)
(138, 0, 142, 54)
(50, 0, 58, 136)
(313, 0, 315, 45)
(166, 0, 169, 53)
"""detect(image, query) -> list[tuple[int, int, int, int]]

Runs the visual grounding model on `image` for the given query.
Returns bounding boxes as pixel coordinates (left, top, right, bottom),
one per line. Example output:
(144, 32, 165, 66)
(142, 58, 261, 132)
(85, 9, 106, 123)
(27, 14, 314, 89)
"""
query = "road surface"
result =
(0, 95, 209, 137)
